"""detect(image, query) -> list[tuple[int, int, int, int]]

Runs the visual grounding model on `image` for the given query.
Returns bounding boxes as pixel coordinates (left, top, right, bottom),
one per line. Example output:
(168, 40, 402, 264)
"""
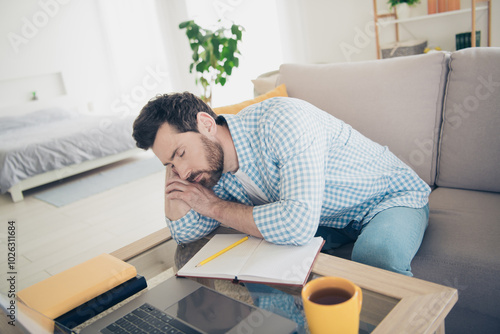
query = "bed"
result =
(0, 74, 141, 202)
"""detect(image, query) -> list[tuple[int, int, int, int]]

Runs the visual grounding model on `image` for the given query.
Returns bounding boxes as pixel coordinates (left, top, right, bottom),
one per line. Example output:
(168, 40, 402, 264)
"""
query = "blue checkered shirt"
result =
(166, 97, 430, 245)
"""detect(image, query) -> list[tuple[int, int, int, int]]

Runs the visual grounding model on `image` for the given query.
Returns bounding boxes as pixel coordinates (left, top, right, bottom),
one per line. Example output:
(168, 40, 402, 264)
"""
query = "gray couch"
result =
(266, 47, 500, 333)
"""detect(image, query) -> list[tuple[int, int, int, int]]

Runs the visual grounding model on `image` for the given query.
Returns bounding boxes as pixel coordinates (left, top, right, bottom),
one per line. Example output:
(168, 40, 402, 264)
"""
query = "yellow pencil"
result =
(195, 235, 249, 267)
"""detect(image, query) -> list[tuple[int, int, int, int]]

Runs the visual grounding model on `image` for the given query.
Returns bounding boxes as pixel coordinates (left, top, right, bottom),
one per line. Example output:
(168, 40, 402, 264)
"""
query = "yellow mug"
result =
(301, 277, 363, 334)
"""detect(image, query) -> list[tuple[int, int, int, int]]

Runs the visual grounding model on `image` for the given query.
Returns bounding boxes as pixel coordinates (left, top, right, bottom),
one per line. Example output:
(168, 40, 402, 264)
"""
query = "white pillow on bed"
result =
(0, 95, 85, 118)
(0, 107, 80, 133)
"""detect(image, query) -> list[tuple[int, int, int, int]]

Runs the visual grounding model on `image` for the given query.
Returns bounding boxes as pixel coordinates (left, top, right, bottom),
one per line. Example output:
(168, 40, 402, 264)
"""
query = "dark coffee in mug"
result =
(309, 287, 352, 305)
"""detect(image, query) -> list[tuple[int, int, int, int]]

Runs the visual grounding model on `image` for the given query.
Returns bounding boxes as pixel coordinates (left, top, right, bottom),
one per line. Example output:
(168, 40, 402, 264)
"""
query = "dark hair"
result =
(132, 92, 221, 150)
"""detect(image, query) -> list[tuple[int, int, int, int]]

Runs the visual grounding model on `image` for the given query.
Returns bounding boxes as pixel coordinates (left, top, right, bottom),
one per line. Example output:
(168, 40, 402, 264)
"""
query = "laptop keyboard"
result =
(100, 303, 202, 334)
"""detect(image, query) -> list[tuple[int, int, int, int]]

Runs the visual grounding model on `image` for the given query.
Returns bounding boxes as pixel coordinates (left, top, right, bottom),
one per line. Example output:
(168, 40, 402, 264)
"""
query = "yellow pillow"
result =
(213, 84, 288, 115)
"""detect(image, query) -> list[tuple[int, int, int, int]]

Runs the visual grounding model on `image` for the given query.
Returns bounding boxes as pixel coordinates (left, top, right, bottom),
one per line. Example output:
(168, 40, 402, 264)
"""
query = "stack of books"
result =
(17, 253, 147, 328)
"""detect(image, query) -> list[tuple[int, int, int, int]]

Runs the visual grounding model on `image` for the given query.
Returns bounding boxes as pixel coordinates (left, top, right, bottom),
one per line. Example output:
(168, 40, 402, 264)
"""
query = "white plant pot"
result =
(396, 3, 411, 19)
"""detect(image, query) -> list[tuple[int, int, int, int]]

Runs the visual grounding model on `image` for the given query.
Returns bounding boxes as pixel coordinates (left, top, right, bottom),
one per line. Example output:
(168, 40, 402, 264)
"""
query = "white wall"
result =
(1, 0, 498, 116)
(0, 0, 186, 116)
(0, 0, 115, 112)
(276, 0, 378, 63)
(96, 0, 179, 118)
(276, 0, 499, 64)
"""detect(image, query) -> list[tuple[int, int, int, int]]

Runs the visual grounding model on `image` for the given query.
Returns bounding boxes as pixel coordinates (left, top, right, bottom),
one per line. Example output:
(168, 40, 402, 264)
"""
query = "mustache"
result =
(187, 168, 223, 188)
(187, 171, 203, 183)
(187, 170, 214, 183)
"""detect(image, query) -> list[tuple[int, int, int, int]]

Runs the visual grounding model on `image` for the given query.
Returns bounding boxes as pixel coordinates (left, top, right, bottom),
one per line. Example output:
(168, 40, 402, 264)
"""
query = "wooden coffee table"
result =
(109, 227, 458, 334)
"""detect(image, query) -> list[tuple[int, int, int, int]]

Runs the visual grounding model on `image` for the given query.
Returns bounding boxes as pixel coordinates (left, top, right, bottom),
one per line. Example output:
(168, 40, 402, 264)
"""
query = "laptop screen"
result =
(165, 286, 254, 334)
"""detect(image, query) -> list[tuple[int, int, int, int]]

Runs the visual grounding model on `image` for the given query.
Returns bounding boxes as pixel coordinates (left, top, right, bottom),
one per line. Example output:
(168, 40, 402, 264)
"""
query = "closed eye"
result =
(164, 147, 184, 167)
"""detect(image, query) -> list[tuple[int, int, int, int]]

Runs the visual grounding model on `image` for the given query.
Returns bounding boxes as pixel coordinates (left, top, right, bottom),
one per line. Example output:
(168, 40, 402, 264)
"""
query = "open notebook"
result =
(177, 234, 324, 286)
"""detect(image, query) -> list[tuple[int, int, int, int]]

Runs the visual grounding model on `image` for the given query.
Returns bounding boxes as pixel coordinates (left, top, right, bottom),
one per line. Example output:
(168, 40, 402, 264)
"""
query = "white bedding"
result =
(0, 108, 137, 194)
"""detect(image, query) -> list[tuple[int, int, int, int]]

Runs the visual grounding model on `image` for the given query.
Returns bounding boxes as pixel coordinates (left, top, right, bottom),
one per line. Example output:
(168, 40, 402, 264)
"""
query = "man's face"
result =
(152, 122, 224, 188)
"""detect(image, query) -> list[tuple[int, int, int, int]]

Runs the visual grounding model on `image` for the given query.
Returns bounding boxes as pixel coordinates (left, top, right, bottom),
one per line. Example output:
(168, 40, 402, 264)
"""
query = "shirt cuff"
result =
(165, 209, 200, 244)
(165, 209, 220, 244)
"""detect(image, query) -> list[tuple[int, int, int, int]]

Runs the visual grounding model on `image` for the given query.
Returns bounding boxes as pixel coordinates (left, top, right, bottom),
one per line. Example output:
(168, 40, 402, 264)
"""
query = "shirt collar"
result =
(222, 114, 255, 174)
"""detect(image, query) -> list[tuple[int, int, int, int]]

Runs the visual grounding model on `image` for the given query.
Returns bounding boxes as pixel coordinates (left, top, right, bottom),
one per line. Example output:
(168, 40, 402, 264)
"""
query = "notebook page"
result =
(237, 237, 324, 284)
(177, 234, 261, 279)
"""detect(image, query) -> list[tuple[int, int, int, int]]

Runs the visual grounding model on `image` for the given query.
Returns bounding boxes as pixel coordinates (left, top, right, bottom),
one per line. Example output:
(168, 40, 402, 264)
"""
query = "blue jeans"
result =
(315, 205, 429, 276)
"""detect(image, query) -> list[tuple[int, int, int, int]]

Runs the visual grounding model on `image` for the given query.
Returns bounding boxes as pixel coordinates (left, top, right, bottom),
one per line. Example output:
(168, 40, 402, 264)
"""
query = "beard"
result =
(187, 135, 224, 188)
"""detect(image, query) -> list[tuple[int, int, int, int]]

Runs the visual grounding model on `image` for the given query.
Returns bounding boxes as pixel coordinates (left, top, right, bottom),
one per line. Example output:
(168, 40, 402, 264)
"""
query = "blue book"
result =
(55, 275, 147, 328)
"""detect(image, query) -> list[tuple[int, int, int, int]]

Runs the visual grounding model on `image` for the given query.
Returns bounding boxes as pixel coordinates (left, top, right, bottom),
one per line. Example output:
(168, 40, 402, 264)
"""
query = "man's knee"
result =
(351, 239, 412, 276)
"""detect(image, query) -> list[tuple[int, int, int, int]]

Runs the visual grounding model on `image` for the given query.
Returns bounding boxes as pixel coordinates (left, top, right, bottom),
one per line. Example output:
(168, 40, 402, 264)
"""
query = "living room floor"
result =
(0, 153, 166, 293)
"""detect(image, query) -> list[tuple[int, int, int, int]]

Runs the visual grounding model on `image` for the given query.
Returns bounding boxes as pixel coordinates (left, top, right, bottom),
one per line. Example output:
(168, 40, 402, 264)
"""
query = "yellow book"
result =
(17, 253, 137, 319)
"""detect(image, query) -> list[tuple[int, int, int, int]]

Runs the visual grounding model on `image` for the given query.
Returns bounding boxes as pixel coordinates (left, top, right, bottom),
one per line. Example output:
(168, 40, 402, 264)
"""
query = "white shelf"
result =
(378, 5, 488, 27)
(372, 0, 491, 59)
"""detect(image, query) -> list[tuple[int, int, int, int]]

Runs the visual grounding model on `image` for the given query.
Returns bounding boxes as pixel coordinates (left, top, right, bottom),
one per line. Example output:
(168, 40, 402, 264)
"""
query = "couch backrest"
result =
(436, 47, 500, 193)
(277, 52, 449, 185)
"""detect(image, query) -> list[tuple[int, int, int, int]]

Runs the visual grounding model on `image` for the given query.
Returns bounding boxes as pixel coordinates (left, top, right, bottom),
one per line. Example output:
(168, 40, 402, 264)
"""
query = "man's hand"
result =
(164, 167, 191, 221)
(165, 178, 221, 218)
(165, 172, 263, 239)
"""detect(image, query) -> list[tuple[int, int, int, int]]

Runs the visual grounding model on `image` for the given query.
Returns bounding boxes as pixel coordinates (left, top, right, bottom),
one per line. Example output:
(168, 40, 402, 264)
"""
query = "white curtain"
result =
(97, 0, 190, 116)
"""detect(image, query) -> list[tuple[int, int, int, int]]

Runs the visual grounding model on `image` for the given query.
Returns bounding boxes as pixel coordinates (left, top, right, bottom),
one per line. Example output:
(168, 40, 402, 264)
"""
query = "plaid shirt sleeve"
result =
(165, 181, 240, 244)
(165, 210, 219, 244)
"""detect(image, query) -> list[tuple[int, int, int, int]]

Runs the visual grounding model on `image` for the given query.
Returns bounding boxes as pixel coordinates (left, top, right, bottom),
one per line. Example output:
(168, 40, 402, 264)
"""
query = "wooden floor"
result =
(0, 151, 166, 293)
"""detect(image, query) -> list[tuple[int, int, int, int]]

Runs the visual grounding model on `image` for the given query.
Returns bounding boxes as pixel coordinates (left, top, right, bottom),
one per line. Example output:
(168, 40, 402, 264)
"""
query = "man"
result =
(133, 92, 430, 276)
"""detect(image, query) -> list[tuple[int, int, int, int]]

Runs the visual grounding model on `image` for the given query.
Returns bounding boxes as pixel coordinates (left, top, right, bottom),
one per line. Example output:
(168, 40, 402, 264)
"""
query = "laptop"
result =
(80, 276, 297, 334)
(2, 277, 296, 334)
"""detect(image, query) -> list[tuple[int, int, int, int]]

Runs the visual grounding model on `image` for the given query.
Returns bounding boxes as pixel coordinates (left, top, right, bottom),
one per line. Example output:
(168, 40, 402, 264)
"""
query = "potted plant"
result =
(179, 20, 244, 105)
(387, 0, 420, 18)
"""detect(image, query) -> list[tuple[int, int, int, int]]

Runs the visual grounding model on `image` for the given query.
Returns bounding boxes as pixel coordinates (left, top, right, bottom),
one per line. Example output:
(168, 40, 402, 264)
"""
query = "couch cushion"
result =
(411, 187, 500, 332)
(436, 47, 500, 192)
(278, 52, 449, 185)
(416, 187, 500, 272)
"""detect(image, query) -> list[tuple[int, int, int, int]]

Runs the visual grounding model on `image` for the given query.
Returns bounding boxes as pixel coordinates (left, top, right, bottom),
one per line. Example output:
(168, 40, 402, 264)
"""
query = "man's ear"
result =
(197, 112, 217, 136)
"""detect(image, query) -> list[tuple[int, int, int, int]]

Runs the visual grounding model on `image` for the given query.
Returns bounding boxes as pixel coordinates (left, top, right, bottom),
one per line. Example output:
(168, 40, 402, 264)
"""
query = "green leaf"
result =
(179, 20, 192, 29)
(196, 61, 207, 73)
(223, 60, 233, 74)
(186, 28, 197, 40)
(213, 44, 221, 58)
(200, 77, 209, 88)
(221, 46, 230, 59)
(204, 48, 211, 63)
(231, 24, 242, 40)
(228, 39, 237, 52)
